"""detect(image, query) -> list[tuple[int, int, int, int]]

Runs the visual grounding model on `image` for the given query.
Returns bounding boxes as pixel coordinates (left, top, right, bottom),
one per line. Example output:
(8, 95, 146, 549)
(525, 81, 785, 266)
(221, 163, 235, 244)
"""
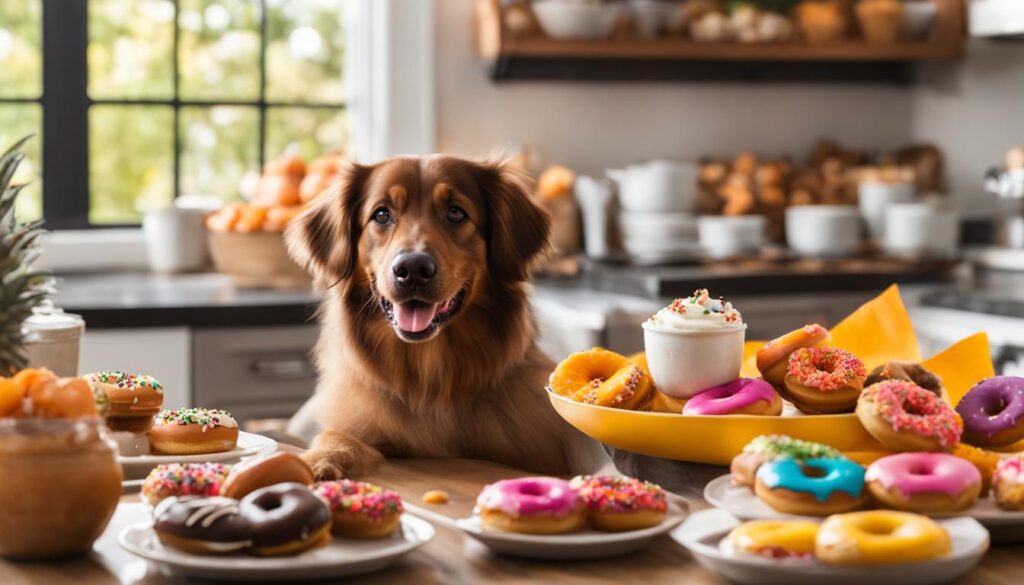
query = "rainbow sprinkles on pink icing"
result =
(683, 378, 777, 415)
(477, 477, 582, 518)
(314, 480, 404, 521)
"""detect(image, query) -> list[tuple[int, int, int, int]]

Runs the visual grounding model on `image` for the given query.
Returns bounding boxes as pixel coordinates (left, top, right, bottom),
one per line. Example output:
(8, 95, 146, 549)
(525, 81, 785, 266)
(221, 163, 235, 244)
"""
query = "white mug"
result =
(143, 208, 210, 273)
(786, 206, 861, 258)
(858, 181, 915, 239)
(698, 215, 765, 259)
(884, 203, 959, 258)
(608, 160, 698, 213)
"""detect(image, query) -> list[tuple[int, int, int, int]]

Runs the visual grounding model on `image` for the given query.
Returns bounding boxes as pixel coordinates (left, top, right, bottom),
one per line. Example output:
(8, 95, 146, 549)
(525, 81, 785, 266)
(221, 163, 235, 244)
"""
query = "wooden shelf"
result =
(477, 0, 966, 82)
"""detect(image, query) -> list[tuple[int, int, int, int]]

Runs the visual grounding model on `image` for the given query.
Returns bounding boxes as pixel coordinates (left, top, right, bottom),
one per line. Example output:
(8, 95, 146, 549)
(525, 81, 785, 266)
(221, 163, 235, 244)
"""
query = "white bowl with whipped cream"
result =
(642, 289, 746, 399)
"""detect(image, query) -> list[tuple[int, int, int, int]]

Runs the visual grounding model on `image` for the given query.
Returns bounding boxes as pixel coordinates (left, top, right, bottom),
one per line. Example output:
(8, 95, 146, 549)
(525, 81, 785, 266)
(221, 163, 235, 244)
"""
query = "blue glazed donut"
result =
(755, 457, 866, 516)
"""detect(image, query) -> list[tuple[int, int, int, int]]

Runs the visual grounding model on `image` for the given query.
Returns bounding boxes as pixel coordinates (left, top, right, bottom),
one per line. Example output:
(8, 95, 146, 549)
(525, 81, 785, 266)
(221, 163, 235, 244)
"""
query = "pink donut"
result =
(477, 477, 582, 518)
(866, 452, 981, 513)
(683, 378, 782, 416)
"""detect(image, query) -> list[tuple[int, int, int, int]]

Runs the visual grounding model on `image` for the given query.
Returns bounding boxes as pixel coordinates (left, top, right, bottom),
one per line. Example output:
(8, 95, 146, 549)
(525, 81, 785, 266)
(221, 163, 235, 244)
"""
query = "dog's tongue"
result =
(394, 302, 438, 333)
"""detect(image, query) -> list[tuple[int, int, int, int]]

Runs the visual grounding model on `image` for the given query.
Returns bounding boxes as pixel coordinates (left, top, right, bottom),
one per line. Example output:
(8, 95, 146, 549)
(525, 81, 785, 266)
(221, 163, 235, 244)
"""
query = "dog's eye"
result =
(446, 206, 467, 224)
(372, 207, 392, 225)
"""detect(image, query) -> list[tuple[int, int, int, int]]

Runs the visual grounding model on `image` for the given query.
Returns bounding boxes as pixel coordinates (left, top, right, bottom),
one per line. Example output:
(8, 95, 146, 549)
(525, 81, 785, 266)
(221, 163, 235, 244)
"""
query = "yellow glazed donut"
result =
(727, 520, 819, 560)
(549, 348, 652, 410)
(815, 511, 951, 566)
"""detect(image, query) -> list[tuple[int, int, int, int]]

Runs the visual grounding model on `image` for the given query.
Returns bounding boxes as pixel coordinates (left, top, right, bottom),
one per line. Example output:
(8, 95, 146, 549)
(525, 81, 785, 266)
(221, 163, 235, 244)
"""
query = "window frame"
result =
(23, 0, 348, 230)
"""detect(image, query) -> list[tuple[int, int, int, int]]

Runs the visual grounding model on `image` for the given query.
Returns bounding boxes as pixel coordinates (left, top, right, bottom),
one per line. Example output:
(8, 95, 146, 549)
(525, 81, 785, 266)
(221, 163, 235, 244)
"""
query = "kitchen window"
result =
(0, 0, 348, 229)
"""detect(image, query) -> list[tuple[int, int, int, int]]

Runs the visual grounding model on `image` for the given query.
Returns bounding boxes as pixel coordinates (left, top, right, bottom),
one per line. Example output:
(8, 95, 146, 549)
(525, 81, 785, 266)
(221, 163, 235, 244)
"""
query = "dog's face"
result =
(287, 156, 550, 343)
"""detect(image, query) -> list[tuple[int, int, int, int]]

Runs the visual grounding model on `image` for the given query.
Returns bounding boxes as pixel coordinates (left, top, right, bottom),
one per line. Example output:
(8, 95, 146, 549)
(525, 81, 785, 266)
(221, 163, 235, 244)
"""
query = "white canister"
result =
(858, 181, 915, 239)
(785, 205, 861, 258)
(642, 323, 746, 398)
(23, 310, 85, 377)
(883, 203, 960, 258)
(698, 215, 766, 259)
(143, 208, 209, 273)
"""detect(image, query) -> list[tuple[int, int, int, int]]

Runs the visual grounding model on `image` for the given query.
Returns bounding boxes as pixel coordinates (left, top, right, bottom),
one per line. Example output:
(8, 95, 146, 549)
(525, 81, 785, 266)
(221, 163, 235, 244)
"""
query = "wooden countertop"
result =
(4, 456, 1024, 584)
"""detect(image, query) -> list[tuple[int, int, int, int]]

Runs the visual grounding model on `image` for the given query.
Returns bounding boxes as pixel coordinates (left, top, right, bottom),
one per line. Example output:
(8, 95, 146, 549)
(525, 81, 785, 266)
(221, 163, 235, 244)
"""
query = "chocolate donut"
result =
(865, 361, 944, 397)
(239, 483, 331, 556)
(153, 496, 252, 555)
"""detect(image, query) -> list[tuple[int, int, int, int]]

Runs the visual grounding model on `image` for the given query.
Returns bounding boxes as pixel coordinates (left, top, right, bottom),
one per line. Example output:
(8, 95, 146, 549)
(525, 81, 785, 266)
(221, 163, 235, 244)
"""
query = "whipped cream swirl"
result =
(646, 289, 744, 331)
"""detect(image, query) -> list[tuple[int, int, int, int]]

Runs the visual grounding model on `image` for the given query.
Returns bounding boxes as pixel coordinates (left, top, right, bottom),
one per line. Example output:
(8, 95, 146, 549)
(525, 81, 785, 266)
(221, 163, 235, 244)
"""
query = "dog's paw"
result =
(303, 450, 345, 480)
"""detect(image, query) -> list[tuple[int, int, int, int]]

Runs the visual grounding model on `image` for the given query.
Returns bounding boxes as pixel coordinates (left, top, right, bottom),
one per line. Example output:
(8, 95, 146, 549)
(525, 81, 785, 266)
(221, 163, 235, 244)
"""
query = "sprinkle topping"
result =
(646, 288, 744, 331)
(569, 475, 667, 514)
(142, 462, 228, 499)
(155, 407, 237, 430)
(314, 480, 404, 521)
(787, 347, 866, 392)
(863, 380, 961, 450)
(86, 370, 163, 393)
(995, 454, 1024, 486)
(743, 434, 844, 461)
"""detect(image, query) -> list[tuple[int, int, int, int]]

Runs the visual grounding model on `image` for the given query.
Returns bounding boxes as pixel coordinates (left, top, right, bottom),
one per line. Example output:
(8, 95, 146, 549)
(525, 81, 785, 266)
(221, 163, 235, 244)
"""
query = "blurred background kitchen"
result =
(3, 0, 1023, 431)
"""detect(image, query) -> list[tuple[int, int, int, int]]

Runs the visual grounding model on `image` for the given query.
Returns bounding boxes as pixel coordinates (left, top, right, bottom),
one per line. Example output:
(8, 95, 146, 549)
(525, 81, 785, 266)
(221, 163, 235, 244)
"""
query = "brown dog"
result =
(286, 155, 597, 480)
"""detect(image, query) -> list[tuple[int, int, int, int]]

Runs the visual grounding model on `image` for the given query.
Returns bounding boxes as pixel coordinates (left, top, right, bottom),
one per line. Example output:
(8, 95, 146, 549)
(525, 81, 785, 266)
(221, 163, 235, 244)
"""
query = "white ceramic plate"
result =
(118, 515, 434, 582)
(454, 507, 687, 560)
(673, 508, 989, 585)
(118, 431, 278, 480)
(705, 474, 1024, 530)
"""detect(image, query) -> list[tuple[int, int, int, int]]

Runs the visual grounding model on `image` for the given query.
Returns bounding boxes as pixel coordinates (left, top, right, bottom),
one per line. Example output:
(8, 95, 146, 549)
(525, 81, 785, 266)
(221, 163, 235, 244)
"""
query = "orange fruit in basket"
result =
(235, 206, 270, 232)
(206, 203, 245, 232)
(300, 154, 345, 203)
(263, 205, 304, 232)
(550, 348, 652, 410)
(258, 174, 302, 207)
(13, 367, 58, 394)
(0, 378, 25, 417)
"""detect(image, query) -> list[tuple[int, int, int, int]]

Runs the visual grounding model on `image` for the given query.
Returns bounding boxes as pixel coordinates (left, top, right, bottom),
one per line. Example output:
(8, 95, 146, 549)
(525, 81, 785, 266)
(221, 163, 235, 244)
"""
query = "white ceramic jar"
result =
(698, 215, 766, 259)
(858, 180, 915, 239)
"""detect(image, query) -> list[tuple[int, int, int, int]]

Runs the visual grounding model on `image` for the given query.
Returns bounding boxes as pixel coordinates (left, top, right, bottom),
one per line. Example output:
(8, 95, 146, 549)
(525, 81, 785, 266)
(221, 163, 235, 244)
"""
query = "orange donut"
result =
(648, 391, 687, 413)
(549, 348, 652, 410)
(757, 324, 830, 387)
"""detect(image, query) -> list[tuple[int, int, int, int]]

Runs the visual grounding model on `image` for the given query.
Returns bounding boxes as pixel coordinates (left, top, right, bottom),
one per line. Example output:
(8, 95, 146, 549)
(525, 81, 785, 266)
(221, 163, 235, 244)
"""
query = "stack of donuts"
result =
(86, 370, 241, 456)
(475, 475, 669, 535)
(143, 453, 405, 556)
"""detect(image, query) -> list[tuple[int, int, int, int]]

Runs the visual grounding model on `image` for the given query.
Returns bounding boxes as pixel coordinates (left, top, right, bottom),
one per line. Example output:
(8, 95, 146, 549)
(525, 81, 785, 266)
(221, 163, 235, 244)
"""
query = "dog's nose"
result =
(391, 252, 437, 286)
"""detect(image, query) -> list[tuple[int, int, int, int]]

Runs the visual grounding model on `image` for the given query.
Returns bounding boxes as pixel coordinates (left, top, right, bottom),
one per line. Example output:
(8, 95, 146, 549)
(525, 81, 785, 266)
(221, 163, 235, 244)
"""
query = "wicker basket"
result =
(208, 231, 312, 289)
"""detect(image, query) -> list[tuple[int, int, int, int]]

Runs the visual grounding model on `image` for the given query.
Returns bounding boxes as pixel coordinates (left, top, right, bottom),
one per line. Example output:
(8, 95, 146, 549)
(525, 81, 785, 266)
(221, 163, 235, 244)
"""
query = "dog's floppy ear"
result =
(476, 160, 551, 283)
(285, 162, 371, 287)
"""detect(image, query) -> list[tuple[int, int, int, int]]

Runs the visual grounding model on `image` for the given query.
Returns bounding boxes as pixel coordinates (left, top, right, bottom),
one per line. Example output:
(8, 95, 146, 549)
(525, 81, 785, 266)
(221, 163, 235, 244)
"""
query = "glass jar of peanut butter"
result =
(0, 418, 122, 560)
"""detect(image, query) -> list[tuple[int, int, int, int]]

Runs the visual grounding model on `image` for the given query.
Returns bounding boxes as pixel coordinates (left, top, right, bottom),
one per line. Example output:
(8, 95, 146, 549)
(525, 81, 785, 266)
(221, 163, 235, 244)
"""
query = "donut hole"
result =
(908, 464, 934, 476)
(859, 522, 897, 536)
(254, 493, 284, 511)
(800, 465, 827, 479)
(982, 397, 1008, 417)
(519, 483, 548, 497)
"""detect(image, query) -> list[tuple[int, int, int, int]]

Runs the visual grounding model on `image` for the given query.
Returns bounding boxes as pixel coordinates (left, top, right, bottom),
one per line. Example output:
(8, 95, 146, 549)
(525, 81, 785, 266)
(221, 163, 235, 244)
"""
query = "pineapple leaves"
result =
(0, 135, 49, 374)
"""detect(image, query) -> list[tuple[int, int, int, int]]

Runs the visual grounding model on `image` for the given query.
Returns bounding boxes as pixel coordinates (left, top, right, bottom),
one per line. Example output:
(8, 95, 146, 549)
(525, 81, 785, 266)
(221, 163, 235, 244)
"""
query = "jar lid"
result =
(22, 304, 85, 342)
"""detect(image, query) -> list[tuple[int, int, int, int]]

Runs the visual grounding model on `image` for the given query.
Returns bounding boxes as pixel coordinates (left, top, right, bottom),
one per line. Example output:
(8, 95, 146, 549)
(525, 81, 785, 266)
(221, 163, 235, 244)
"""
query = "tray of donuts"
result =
(117, 453, 432, 581)
(704, 432, 1024, 543)
(546, 285, 1020, 466)
(84, 370, 278, 480)
(455, 474, 687, 560)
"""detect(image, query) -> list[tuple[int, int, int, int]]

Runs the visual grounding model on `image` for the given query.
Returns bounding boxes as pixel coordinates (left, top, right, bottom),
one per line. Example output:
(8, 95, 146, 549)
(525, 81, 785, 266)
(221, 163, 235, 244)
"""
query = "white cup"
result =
(698, 215, 765, 259)
(143, 208, 209, 273)
(884, 203, 959, 258)
(642, 322, 746, 398)
(858, 181, 915, 239)
(609, 160, 698, 213)
(23, 309, 85, 377)
(785, 205, 861, 258)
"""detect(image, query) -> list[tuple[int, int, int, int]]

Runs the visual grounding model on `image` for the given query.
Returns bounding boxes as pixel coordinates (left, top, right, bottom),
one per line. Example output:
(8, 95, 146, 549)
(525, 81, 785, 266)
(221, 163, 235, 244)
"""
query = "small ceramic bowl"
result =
(533, 1, 623, 40)
(785, 206, 861, 258)
(642, 322, 746, 398)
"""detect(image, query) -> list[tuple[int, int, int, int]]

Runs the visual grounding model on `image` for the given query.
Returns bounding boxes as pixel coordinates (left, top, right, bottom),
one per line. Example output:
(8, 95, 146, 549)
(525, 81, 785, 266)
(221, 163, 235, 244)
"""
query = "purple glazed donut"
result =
(682, 378, 782, 416)
(956, 376, 1024, 448)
